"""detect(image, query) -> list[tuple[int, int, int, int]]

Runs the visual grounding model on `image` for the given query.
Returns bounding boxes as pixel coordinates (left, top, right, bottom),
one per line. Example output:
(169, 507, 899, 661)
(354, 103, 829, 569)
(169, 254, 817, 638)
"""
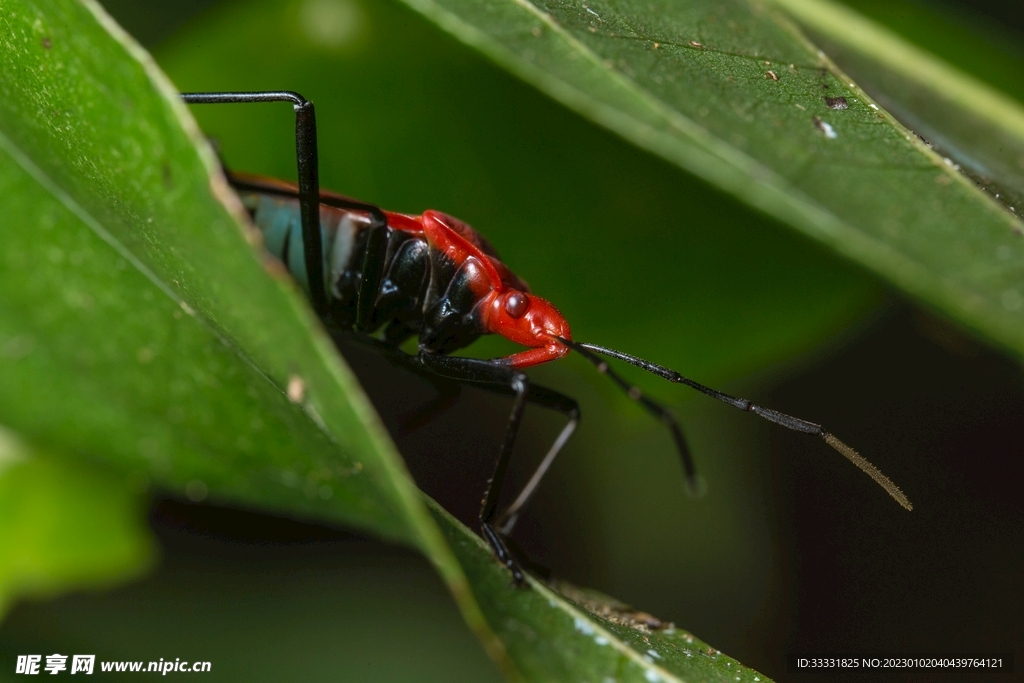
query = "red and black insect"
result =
(182, 91, 911, 585)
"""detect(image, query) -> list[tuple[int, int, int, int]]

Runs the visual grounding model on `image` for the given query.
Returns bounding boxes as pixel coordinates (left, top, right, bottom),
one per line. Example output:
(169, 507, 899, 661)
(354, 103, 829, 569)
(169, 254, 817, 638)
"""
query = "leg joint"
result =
(511, 372, 529, 396)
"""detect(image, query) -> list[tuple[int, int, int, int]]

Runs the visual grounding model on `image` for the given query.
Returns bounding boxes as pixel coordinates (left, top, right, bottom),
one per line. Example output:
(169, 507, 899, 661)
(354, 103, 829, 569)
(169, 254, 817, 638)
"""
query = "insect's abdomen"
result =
(241, 192, 365, 299)
(241, 191, 485, 352)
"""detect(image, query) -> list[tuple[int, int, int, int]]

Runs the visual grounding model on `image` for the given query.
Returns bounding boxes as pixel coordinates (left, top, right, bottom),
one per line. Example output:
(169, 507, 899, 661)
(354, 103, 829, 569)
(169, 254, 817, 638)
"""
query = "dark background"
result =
(1, 0, 1021, 681)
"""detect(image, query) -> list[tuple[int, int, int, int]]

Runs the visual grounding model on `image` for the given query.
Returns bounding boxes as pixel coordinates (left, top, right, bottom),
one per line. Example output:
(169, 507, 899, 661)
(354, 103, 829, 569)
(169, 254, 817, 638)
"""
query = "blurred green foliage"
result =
(0, 435, 153, 615)
(840, 0, 1024, 102)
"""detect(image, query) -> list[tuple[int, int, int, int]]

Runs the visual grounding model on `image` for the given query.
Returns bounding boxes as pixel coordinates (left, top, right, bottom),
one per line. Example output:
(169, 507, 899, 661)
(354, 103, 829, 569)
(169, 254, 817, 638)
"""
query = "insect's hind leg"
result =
(180, 91, 326, 315)
(415, 353, 579, 586)
(493, 383, 579, 536)
(339, 335, 580, 584)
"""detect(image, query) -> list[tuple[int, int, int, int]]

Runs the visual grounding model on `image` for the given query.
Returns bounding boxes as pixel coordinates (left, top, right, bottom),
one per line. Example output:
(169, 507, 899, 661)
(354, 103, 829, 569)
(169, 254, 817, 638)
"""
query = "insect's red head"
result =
(481, 289, 571, 353)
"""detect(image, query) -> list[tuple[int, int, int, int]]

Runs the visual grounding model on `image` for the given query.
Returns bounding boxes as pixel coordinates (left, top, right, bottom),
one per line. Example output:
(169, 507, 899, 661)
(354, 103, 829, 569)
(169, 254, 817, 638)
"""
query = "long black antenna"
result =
(557, 339, 702, 496)
(560, 338, 912, 511)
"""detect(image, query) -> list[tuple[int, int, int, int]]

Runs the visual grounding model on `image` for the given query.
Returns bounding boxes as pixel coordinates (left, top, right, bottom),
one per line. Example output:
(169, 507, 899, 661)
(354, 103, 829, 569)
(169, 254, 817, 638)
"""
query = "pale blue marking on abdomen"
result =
(244, 193, 359, 299)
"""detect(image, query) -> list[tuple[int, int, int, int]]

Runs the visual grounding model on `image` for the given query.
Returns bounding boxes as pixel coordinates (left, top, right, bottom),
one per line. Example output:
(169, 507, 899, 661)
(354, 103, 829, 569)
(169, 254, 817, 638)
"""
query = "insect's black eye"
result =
(505, 291, 529, 319)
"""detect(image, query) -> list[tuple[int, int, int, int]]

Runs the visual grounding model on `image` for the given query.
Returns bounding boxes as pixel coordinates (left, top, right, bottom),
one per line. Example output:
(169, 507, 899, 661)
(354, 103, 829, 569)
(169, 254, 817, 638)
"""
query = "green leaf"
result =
(0, 0, 422, 545)
(0, 0, 502, 662)
(431, 502, 775, 683)
(774, 0, 1024, 250)
(0, 427, 154, 613)
(384, 0, 1024, 354)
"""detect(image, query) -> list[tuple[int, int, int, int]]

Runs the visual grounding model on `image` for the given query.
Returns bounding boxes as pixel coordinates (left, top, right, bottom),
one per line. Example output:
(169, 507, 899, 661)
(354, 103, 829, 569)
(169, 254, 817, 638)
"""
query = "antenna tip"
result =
(822, 432, 913, 511)
(685, 474, 708, 499)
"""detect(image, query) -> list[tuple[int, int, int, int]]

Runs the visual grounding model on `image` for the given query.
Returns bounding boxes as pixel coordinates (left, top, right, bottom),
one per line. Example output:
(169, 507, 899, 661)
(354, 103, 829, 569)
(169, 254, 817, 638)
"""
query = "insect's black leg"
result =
(181, 91, 327, 316)
(306, 189, 387, 329)
(340, 334, 580, 583)
(414, 354, 529, 585)
(493, 383, 579, 535)
(412, 355, 580, 584)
